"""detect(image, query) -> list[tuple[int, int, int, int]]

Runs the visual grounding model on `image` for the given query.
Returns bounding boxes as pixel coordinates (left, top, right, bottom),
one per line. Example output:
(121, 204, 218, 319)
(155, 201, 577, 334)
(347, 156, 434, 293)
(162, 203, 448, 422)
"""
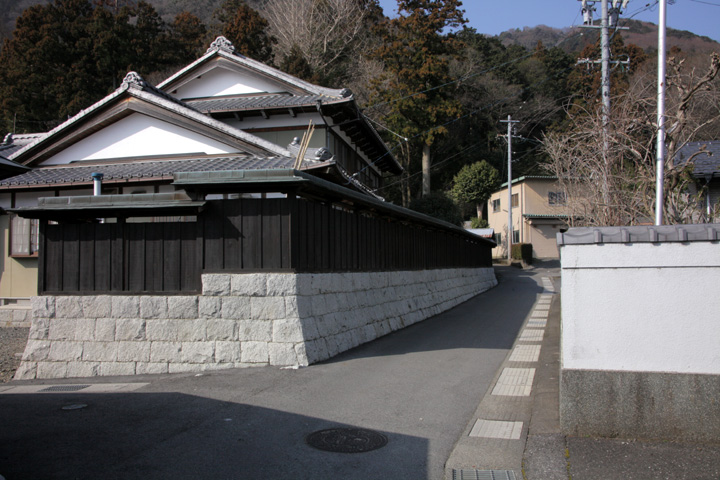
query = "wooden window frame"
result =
(9, 215, 40, 258)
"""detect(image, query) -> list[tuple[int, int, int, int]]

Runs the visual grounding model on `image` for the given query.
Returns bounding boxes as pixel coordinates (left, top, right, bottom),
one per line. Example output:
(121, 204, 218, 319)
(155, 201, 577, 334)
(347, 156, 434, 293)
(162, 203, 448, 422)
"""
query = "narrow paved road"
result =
(0, 266, 549, 480)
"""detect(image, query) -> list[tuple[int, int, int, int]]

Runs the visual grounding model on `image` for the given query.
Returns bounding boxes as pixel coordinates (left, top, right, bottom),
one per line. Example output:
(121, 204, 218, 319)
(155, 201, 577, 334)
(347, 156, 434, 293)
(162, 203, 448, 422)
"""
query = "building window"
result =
(492, 199, 501, 212)
(494, 232, 502, 245)
(512, 229, 520, 244)
(511, 193, 519, 208)
(548, 191, 566, 205)
(10, 215, 40, 257)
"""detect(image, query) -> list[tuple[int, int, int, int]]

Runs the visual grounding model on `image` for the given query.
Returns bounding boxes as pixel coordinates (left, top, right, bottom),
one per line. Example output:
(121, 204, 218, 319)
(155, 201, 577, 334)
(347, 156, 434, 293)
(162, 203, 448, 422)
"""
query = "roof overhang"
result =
(173, 168, 495, 245)
(317, 101, 403, 176)
(10, 192, 205, 221)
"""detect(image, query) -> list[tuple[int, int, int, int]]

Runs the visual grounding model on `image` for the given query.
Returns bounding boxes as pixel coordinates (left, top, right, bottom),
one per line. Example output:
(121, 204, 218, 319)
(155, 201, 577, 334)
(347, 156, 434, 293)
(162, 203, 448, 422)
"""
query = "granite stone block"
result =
(112, 296, 140, 318)
(82, 341, 118, 362)
(241, 341, 269, 364)
(140, 297, 168, 319)
(117, 341, 151, 362)
(115, 318, 146, 341)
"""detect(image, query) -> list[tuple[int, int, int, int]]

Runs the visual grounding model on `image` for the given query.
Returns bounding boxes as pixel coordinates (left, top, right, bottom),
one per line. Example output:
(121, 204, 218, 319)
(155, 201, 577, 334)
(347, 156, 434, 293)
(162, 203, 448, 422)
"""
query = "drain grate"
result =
(40, 385, 91, 393)
(306, 428, 387, 453)
(452, 470, 517, 480)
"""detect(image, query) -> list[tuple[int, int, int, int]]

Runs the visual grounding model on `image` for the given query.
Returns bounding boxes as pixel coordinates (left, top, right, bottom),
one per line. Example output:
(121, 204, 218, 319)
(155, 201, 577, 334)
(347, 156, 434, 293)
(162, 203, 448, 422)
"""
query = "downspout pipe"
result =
(91, 172, 104, 196)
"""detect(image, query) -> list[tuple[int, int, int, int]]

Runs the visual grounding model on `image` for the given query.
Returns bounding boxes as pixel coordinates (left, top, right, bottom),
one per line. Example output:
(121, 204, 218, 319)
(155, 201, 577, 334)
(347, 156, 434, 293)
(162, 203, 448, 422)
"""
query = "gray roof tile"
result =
(675, 141, 720, 178)
(0, 155, 295, 188)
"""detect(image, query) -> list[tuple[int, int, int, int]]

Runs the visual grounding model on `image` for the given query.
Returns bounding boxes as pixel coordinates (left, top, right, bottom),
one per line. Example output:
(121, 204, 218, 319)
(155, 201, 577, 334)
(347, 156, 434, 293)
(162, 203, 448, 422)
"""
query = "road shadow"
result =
(0, 391, 427, 480)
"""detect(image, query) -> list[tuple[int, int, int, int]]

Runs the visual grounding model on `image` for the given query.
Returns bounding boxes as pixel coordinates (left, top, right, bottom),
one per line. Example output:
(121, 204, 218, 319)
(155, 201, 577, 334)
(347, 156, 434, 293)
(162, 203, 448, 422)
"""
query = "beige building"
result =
(487, 176, 568, 259)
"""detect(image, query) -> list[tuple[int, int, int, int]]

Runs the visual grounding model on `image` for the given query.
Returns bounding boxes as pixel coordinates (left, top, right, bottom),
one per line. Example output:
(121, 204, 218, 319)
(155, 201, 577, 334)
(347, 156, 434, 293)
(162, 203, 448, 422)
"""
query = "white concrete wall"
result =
(15, 268, 497, 379)
(561, 242, 720, 375)
(559, 228, 720, 441)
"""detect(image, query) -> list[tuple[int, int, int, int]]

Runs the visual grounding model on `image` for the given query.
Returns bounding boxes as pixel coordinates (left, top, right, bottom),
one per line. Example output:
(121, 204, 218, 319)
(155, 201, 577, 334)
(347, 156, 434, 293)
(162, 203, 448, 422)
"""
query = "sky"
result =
(377, 0, 720, 43)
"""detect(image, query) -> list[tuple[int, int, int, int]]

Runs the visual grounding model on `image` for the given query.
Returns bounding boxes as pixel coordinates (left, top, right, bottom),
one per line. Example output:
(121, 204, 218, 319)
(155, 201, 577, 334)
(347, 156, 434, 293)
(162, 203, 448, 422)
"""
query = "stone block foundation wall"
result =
(15, 268, 497, 379)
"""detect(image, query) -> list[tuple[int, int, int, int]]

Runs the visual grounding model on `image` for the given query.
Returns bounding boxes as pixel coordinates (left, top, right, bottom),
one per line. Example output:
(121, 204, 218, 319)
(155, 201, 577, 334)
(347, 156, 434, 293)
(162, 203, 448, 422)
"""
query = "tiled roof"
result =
(10, 72, 291, 163)
(0, 133, 45, 158)
(0, 155, 296, 188)
(675, 141, 720, 178)
(158, 37, 350, 100)
(186, 94, 346, 113)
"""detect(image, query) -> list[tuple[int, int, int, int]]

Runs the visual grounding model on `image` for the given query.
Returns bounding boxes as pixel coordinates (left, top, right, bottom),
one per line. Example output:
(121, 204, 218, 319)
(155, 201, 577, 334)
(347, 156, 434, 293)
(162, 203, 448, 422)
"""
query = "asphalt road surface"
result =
(0, 266, 546, 480)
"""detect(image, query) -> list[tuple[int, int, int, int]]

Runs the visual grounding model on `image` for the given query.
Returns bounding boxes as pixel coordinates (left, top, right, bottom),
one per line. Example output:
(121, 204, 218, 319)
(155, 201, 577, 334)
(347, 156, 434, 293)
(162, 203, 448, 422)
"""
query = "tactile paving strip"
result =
(491, 368, 536, 396)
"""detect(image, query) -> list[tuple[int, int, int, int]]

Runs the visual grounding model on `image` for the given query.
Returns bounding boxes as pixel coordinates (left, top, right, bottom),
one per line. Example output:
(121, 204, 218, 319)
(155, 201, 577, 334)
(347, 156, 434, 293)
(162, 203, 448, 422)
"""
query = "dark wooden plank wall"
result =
(40, 222, 202, 294)
(293, 198, 491, 272)
(202, 199, 291, 272)
(39, 197, 491, 294)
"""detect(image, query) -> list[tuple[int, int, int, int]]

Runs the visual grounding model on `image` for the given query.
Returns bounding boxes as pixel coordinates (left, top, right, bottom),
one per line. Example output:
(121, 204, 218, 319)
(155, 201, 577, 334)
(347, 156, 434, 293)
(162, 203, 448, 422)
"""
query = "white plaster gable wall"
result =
(41, 114, 240, 165)
(561, 242, 720, 375)
(172, 67, 285, 99)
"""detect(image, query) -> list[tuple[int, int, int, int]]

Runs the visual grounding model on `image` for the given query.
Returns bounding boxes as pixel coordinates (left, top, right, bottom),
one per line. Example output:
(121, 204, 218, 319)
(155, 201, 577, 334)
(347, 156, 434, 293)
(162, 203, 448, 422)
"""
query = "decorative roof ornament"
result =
(207, 36, 236, 55)
(2, 133, 12, 145)
(122, 71, 147, 89)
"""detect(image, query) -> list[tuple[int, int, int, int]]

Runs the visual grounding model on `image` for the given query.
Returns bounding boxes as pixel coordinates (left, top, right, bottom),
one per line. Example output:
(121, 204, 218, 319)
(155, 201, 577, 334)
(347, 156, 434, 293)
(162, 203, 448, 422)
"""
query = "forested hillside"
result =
(1, 0, 718, 224)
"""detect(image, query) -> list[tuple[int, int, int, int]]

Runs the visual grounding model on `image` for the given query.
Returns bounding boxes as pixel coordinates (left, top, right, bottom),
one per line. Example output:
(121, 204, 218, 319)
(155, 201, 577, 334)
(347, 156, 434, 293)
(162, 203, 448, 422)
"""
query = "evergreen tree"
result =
(0, 0, 204, 136)
(213, 0, 274, 63)
(169, 11, 209, 61)
(450, 160, 500, 220)
(368, 0, 466, 205)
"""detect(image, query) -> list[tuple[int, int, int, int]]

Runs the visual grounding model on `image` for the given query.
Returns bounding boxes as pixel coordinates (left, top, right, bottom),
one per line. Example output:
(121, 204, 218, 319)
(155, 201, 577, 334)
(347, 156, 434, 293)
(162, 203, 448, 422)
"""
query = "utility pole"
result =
(655, 0, 667, 225)
(577, 0, 629, 223)
(500, 115, 519, 263)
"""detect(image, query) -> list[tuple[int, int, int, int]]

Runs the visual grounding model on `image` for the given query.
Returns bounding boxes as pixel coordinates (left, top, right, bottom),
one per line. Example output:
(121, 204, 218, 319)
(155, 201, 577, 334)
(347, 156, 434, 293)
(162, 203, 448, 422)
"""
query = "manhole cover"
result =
(41, 385, 91, 392)
(306, 428, 388, 453)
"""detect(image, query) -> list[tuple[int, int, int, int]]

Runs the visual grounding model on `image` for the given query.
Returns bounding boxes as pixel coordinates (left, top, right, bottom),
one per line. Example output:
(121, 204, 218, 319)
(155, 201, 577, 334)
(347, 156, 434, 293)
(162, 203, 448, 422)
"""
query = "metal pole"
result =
(655, 0, 667, 225)
(507, 115, 512, 263)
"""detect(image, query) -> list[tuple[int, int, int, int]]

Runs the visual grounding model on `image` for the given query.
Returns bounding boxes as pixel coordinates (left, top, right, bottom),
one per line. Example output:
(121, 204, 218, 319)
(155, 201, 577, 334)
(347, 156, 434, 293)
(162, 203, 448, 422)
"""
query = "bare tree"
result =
(543, 52, 720, 226)
(261, 0, 372, 84)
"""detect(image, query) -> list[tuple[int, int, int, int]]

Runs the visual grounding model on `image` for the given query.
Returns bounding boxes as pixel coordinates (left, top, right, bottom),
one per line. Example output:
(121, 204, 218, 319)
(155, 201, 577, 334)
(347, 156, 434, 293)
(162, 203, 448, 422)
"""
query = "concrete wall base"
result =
(561, 368, 720, 442)
(15, 268, 497, 380)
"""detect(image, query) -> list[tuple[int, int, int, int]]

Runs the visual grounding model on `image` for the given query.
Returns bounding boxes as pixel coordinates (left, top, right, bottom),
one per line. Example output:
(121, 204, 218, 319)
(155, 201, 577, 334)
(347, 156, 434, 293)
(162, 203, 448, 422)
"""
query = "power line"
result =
(687, 0, 720, 6)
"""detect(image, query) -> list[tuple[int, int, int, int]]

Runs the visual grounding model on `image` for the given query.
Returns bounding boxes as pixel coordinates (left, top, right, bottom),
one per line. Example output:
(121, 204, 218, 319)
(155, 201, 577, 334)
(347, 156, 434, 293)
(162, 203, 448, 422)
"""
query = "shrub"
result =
(470, 217, 489, 228)
(511, 243, 533, 264)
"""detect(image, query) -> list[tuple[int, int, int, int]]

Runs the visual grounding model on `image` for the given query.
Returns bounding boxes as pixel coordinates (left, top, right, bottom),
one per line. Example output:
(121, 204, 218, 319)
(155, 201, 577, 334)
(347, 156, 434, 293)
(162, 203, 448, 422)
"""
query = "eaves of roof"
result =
(10, 72, 291, 165)
(173, 168, 495, 246)
(523, 213, 569, 219)
(317, 101, 403, 175)
(499, 176, 557, 189)
(185, 94, 347, 114)
(0, 154, 298, 189)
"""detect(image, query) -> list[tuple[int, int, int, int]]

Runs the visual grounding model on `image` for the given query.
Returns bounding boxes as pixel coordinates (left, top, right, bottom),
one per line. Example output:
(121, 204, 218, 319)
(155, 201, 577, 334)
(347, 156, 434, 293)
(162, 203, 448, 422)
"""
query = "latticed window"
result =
(10, 215, 39, 257)
(548, 191, 567, 205)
